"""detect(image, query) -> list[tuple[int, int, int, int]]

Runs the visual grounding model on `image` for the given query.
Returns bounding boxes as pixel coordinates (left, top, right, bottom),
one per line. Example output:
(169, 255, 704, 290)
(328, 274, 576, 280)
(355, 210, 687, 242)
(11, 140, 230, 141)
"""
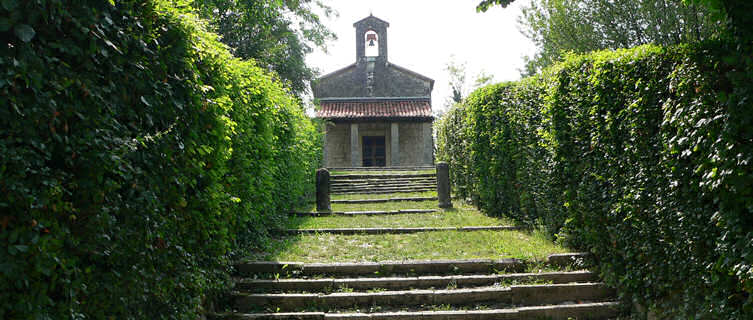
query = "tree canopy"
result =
(517, 0, 718, 74)
(191, 0, 337, 98)
(476, 0, 516, 12)
(475, 0, 753, 74)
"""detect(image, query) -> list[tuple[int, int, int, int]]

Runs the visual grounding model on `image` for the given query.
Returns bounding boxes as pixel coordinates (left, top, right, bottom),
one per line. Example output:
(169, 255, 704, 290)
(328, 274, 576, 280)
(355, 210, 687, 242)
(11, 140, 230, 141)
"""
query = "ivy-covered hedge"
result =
(0, 1, 319, 318)
(436, 42, 753, 317)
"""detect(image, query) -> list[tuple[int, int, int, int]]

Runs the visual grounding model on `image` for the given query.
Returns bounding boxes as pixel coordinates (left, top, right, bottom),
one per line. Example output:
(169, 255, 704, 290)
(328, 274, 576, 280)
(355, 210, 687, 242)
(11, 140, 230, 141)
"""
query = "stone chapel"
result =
(314, 15, 434, 168)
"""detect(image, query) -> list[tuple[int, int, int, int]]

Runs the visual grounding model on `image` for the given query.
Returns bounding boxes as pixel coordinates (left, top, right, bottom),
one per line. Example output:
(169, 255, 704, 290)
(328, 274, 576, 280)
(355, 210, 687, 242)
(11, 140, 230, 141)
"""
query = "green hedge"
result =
(436, 43, 753, 317)
(0, 1, 320, 318)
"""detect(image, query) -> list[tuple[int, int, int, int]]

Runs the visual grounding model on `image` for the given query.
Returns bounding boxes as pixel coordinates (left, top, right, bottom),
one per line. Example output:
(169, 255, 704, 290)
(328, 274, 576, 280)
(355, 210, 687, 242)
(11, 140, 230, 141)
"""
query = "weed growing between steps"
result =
(287, 201, 513, 229)
(241, 301, 514, 314)
(249, 230, 566, 263)
(239, 280, 555, 294)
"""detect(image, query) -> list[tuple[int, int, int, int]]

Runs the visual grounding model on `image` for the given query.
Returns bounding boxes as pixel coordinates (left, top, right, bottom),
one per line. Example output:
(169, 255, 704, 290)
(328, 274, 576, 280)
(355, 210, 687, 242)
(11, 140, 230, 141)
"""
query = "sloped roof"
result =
(353, 14, 389, 27)
(316, 99, 432, 121)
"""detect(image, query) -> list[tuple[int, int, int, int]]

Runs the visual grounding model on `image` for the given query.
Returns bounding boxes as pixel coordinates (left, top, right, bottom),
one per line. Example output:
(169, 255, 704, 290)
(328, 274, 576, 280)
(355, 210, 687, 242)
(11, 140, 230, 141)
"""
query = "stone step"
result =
(330, 182, 437, 189)
(331, 173, 436, 180)
(291, 209, 439, 217)
(329, 185, 437, 193)
(331, 197, 437, 203)
(284, 226, 522, 235)
(329, 183, 437, 191)
(236, 271, 598, 292)
(331, 182, 436, 188)
(212, 301, 619, 319)
(331, 178, 437, 185)
(331, 187, 436, 193)
(547, 252, 594, 268)
(333, 175, 437, 180)
(232, 283, 614, 312)
(331, 184, 436, 189)
(331, 189, 437, 195)
(331, 188, 436, 194)
(329, 166, 435, 171)
(234, 259, 526, 277)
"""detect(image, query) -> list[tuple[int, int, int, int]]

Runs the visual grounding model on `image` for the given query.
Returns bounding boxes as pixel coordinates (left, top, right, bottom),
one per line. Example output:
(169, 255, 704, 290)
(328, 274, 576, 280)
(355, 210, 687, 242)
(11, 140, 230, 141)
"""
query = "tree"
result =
(191, 0, 337, 98)
(436, 57, 495, 117)
(687, 0, 753, 42)
(446, 58, 467, 105)
(477, 0, 517, 12)
(517, 0, 719, 74)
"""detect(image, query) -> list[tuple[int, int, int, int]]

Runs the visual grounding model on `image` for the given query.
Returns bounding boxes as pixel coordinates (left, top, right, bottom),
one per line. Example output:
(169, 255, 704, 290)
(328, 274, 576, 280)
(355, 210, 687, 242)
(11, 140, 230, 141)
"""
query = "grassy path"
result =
(248, 229, 565, 263)
(226, 169, 621, 319)
(252, 171, 568, 263)
(287, 201, 511, 229)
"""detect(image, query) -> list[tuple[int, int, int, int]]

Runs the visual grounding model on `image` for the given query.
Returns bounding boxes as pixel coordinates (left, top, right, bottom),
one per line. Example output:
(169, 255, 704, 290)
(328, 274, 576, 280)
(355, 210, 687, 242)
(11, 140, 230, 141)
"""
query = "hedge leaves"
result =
(0, 1, 320, 318)
(436, 42, 753, 317)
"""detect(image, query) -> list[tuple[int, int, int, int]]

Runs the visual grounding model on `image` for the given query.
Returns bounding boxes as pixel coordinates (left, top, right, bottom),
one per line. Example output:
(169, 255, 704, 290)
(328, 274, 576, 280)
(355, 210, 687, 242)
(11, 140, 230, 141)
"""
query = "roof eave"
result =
(389, 63, 435, 85)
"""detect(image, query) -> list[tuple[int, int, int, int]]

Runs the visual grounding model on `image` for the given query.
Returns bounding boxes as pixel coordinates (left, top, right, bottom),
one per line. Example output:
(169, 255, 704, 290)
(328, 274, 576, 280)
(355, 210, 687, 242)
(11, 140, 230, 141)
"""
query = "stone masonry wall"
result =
(314, 64, 431, 98)
(326, 121, 433, 167)
(398, 122, 432, 166)
(324, 122, 350, 167)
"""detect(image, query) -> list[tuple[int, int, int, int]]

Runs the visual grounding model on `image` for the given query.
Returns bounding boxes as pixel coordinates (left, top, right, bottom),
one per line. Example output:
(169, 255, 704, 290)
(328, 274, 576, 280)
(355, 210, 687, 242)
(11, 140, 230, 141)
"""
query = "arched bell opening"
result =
(365, 30, 379, 57)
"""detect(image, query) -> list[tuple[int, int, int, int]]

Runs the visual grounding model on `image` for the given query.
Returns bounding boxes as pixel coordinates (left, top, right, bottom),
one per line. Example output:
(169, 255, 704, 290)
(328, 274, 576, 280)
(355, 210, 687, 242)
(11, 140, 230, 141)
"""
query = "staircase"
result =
(330, 169, 437, 195)
(217, 257, 618, 319)
(215, 167, 621, 319)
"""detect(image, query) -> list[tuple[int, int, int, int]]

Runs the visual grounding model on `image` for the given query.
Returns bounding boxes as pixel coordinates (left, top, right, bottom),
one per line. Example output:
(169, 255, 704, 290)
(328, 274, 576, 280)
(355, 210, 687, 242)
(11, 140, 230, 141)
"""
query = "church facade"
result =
(314, 15, 434, 167)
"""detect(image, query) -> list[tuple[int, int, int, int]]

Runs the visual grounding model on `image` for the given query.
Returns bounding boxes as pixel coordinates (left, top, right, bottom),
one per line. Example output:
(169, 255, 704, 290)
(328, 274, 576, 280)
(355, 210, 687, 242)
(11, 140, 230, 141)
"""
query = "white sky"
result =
(306, 0, 536, 113)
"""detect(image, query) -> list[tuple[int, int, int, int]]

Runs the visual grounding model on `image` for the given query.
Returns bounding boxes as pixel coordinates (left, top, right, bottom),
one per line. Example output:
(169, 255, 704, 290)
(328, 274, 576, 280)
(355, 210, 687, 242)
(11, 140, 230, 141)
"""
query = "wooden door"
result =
(362, 136, 386, 167)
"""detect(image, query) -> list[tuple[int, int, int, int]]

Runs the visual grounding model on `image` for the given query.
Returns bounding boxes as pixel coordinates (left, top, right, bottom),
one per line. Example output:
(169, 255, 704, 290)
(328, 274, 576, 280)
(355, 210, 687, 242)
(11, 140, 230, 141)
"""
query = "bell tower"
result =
(354, 14, 389, 63)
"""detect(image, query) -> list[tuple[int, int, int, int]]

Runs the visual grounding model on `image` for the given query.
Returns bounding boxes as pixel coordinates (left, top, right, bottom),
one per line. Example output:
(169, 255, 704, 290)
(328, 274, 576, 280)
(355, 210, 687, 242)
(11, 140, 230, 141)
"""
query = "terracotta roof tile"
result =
(316, 100, 432, 120)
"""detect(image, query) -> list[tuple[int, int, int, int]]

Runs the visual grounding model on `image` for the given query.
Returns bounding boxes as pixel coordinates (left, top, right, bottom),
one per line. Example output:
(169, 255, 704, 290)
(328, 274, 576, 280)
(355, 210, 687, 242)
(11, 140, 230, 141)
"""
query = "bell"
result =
(366, 33, 377, 46)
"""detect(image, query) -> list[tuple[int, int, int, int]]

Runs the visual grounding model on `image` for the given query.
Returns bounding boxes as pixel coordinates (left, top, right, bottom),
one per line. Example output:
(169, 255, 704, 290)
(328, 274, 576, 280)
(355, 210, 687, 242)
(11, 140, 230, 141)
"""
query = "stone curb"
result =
(234, 259, 525, 276)
(236, 271, 598, 292)
(284, 226, 521, 235)
(233, 283, 613, 312)
(291, 209, 439, 217)
(332, 197, 437, 204)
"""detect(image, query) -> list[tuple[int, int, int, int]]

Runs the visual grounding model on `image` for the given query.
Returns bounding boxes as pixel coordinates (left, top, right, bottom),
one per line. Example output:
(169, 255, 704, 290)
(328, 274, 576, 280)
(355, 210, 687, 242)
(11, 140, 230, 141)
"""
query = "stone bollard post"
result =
(316, 168, 331, 212)
(437, 162, 452, 208)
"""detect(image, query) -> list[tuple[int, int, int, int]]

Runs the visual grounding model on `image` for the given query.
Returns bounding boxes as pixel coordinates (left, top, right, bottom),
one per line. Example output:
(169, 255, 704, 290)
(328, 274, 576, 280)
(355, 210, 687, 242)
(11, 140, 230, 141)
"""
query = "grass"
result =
(330, 200, 439, 212)
(253, 190, 568, 266)
(250, 229, 567, 263)
(287, 201, 513, 229)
